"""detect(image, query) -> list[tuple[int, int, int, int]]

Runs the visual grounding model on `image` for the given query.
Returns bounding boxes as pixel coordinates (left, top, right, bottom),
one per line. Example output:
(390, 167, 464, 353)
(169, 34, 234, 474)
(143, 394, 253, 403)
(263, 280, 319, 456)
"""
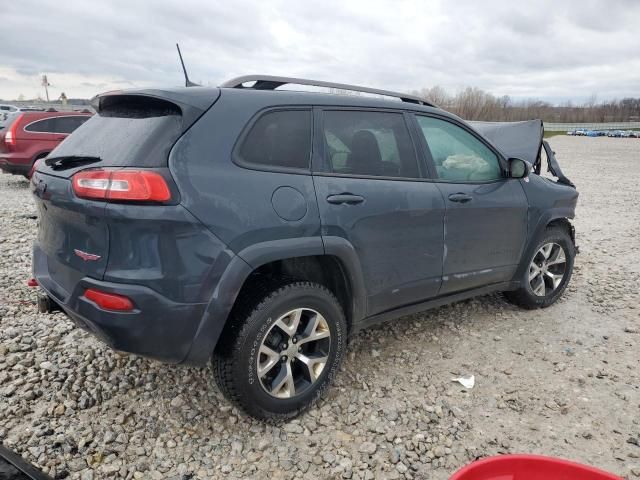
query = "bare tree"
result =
(413, 85, 640, 123)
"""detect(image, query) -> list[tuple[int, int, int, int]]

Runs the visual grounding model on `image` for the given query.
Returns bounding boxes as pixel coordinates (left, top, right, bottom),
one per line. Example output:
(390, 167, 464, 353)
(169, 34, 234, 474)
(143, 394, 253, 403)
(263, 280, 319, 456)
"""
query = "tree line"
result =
(412, 86, 640, 123)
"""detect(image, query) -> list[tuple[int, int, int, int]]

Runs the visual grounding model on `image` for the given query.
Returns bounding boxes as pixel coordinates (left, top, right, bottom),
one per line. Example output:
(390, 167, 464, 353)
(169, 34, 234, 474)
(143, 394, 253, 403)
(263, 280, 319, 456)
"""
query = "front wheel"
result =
(212, 282, 347, 420)
(505, 226, 575, 309)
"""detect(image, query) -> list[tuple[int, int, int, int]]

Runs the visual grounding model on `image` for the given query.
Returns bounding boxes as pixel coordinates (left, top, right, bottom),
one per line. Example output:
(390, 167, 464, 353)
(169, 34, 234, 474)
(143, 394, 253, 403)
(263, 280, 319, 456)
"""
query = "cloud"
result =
(0, 0, 638, 102)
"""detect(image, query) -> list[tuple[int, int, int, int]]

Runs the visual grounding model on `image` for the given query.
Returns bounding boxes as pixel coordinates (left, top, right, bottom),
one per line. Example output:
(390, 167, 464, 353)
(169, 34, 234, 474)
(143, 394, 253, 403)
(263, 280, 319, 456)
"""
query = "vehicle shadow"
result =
(4, 177, 30, 189)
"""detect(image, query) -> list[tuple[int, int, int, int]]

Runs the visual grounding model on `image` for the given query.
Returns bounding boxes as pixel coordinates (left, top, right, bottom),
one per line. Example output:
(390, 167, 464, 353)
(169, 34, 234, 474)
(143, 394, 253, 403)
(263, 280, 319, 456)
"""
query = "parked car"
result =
(0, 104, 18, 115)
(31, 76, 578, 419)
(0, 109, 92, 177)
(0, 104, 18, 129)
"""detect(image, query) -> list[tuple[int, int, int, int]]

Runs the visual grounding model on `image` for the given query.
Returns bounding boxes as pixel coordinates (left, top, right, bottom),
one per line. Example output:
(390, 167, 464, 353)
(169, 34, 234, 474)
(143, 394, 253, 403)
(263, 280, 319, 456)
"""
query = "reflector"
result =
(84, 288, 135, 311)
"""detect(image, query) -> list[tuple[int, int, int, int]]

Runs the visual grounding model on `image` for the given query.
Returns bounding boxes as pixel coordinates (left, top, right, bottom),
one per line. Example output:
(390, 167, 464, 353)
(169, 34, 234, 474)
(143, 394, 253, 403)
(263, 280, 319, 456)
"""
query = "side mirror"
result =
(508, 158, 530, 179)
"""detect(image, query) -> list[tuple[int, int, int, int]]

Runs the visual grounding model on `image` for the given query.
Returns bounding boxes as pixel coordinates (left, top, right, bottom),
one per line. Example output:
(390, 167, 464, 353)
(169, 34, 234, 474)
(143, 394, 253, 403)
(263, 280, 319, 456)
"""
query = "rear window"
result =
(237, 110, 312, 170)
(47, 96, 183, 168)
(24, 116, 90, 134)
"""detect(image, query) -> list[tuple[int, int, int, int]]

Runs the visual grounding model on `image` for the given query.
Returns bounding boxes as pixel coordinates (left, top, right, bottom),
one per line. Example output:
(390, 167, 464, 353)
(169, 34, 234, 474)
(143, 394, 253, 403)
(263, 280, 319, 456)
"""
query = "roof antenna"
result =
(176, 43, 199, 87)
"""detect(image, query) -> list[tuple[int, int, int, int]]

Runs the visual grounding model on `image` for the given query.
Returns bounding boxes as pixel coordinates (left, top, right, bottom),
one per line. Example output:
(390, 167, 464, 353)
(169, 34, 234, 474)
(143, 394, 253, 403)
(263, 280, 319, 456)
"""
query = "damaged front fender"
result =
(542, 140, 575, 188)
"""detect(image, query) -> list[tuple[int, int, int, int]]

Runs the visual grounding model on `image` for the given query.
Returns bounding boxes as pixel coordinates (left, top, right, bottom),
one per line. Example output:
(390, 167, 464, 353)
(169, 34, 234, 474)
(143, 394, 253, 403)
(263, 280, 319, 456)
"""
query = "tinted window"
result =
(47, 98, 182, 168)
(24, 118, 56, 132)
(25, 116, 90, 134)
(238, 110, 311, 170)
(416, 116, 502, 182)
(322, 110, 419, 178)
(54, 116, 90, 133)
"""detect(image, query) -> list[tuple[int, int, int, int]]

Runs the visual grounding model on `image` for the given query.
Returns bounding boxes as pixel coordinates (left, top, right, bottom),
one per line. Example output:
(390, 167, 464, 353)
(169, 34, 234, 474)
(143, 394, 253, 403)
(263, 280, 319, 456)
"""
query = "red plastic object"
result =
(84, 288, 135, 312)
(450, 454, 621, 480)
(27, 278, 38, 287)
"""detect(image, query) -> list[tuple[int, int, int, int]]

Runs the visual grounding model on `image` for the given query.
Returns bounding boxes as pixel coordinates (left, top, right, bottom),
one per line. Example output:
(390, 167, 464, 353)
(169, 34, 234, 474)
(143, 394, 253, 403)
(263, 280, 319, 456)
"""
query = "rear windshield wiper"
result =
(45, 156, 101, 170)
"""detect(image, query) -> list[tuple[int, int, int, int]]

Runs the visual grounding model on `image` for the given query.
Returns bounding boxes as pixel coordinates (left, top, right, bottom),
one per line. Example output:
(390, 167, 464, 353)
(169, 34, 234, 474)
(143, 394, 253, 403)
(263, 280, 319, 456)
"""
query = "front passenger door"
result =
(414, 115, 529, 295)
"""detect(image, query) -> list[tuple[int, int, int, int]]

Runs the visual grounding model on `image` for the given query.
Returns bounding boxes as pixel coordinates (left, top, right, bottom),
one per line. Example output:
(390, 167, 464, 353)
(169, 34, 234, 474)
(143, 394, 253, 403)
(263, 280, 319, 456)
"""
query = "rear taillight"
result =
(29, 158, 43, 179)
(3, 113, 23, 151)
(72, 169, 171, 202)
(84, 288, 134, 312)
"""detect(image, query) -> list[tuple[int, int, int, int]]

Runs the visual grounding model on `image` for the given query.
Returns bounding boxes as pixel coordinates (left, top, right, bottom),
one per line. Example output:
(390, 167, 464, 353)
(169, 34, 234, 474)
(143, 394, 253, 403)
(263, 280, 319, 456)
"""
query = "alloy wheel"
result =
(257, 308, 331, 398)
(528, 242, 567, 297)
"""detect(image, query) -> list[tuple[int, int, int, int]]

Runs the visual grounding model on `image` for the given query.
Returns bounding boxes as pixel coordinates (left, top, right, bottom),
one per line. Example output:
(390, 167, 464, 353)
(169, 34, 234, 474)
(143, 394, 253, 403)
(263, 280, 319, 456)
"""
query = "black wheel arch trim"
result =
(514, 211, 576, 283)
(321, 235, 368, 325)
(237, 237, 325, 269)
(182, 253, 254, 365)
(183, 236, 367, 365)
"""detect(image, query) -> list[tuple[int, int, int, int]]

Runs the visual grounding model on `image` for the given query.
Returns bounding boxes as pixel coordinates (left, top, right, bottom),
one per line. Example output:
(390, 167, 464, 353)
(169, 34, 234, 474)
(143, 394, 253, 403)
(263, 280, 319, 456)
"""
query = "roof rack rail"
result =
(220, 75, 436, 107)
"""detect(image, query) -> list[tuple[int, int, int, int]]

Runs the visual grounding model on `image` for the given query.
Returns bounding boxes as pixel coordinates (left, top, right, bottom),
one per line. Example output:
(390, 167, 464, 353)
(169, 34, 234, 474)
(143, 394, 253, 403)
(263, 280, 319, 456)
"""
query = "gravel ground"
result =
(1, 136, 639, 480)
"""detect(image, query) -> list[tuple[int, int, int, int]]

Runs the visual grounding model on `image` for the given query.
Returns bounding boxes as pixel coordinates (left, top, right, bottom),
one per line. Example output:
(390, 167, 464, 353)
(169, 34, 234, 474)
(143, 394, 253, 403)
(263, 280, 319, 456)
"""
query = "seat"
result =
(346, 130, 383, 176)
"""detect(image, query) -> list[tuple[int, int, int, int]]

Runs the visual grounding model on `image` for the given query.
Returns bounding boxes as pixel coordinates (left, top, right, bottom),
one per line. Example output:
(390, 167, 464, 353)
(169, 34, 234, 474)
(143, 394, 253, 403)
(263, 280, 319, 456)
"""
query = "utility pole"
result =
(41, 75, 50, 102)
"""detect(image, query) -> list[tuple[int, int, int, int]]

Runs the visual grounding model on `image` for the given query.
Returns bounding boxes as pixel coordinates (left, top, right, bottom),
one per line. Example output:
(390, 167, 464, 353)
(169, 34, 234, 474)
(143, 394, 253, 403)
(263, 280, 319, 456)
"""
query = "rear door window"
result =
(320, 110, 420, 178)
(237, 110, 312, 170)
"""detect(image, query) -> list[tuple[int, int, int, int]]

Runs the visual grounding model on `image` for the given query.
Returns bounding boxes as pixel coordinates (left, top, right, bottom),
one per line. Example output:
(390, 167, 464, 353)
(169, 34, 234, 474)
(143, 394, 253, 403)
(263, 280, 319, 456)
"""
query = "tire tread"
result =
(212, 279, 345, 420)
(505, 226, 575, 309)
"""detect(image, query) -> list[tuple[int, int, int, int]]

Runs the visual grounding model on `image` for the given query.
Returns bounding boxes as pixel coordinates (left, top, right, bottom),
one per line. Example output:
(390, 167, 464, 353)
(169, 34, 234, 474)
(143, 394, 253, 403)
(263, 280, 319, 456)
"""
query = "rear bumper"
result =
(33, 244, 208, 364)
(0, 155, 30, 175)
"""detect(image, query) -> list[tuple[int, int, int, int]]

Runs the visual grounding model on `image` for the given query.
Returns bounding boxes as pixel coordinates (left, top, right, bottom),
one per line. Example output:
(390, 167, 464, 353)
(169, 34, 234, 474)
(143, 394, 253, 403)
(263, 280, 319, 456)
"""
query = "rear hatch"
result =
(32, 88, 220, 301)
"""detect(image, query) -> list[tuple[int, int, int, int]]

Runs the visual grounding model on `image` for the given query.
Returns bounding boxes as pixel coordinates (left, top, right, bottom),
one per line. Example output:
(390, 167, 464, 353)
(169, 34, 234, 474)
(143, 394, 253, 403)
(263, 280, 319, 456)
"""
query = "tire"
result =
(505, 226, 575, 309)
(212, 281, 347, 420)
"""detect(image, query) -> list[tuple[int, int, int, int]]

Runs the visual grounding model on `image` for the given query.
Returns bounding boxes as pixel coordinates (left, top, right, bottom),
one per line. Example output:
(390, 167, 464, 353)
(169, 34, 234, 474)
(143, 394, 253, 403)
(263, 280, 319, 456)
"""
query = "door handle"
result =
(448, 193, 473, 203)
(326, 193, 365, 205)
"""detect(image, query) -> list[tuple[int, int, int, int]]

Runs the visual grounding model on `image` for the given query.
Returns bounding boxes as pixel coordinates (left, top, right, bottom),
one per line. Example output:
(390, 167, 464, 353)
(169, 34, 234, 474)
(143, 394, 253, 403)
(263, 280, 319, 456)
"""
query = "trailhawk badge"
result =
(74, 249, 101, 262)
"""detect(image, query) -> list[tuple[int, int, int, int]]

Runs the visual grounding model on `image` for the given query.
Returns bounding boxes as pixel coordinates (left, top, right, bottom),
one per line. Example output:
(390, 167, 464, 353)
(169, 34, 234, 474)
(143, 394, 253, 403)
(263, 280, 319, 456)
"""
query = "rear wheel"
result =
(212, 281, 347, 420)
(505, 226, 575, 309)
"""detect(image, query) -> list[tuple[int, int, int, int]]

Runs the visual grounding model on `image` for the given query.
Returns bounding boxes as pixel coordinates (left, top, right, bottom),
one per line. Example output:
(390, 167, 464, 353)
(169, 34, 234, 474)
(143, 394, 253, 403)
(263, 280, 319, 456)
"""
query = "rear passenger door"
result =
(312, 108, 445, 316)
(413, 114, 529, 295)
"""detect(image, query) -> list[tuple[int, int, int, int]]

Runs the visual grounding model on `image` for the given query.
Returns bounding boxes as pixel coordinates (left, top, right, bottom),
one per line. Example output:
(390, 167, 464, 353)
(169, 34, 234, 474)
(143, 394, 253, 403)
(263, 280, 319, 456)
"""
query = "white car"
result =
(0, 104, 18, 128)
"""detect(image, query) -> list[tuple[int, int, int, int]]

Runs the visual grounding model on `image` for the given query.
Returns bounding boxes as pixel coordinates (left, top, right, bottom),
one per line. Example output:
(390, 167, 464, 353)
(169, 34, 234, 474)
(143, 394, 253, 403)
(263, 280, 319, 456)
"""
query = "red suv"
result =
(0, 109, 92, 177)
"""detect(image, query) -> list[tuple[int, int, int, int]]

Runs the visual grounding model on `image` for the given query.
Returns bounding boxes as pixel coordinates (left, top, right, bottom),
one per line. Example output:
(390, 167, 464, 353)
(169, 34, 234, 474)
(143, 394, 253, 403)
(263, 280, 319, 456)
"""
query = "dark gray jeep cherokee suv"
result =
(31, 76, 578, 419)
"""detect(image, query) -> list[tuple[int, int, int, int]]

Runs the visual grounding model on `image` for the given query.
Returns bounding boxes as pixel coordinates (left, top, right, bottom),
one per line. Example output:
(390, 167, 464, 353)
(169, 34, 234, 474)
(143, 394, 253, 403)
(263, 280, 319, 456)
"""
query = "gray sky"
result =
(1, 0, 639, 103)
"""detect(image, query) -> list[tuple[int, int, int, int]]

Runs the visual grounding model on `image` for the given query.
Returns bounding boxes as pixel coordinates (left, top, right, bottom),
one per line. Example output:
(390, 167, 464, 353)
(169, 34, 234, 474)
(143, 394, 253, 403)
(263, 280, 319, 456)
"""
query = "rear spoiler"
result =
(90, 87, 220, 128)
